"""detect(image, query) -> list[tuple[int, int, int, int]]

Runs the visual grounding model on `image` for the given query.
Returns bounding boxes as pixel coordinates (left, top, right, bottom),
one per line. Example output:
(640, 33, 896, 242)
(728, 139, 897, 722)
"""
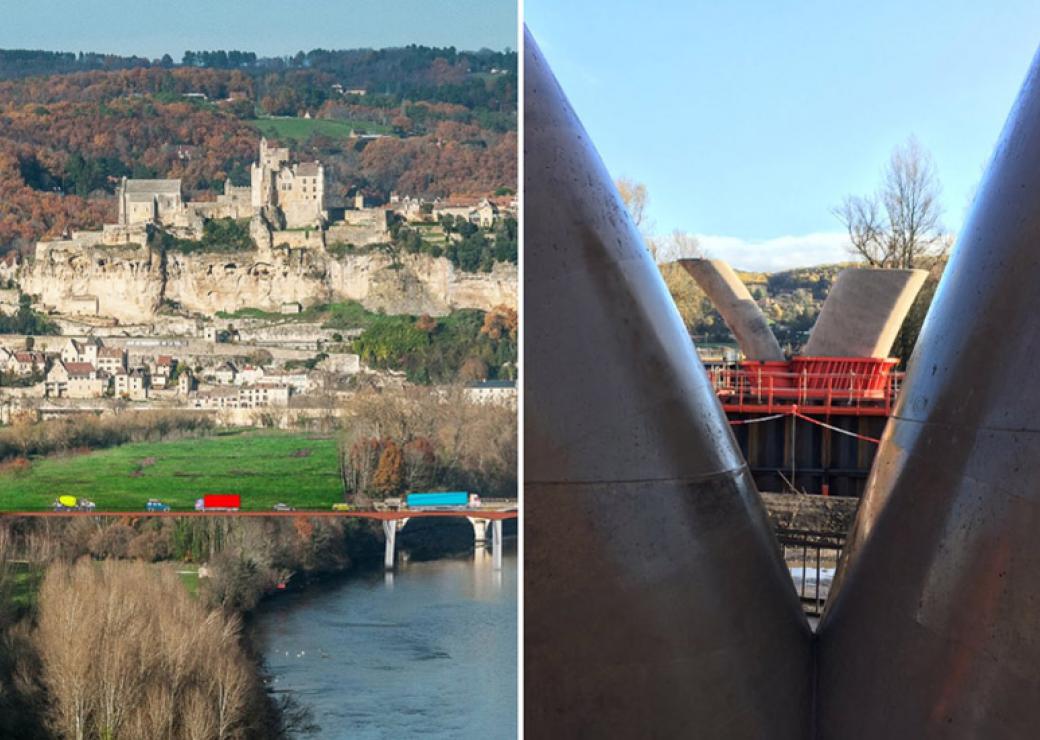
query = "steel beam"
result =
(818, 46, 1040, 739)
(523, 27, 811, 738)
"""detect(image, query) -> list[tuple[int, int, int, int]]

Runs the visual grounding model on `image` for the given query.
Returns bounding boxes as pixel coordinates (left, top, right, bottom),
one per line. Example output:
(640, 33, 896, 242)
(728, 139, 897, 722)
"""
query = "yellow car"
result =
(331, 503, 354, 512)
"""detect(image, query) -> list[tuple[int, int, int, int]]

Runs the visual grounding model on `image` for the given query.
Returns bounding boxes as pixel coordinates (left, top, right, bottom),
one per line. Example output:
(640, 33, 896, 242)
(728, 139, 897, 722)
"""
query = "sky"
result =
(526, 1, 1040, 270)
(0, 0, 518, 58)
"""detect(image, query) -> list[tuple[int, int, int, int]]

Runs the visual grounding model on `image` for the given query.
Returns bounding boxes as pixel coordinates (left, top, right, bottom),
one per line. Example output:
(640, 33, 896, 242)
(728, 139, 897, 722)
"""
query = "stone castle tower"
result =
(249, 138, 327, 228)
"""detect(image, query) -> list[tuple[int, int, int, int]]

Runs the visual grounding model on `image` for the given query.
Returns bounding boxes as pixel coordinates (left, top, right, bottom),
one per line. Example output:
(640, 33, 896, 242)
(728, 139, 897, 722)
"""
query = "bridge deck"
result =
(1, 509, 518, 520)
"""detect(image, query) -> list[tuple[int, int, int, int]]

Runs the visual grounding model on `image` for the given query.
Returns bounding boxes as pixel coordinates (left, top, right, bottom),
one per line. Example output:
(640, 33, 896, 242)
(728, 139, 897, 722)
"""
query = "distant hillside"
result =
(661, 262, 854, 351)
(661, 260, 939, 363)
(0, 46, 516, 255)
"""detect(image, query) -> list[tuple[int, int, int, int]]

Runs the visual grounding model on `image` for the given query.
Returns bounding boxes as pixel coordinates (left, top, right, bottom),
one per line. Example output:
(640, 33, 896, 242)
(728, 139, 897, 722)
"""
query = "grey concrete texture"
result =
(523, 27, 812, 738)
(678, 258, 786, 361)
(802, 267, 927, 358)
(817, 46, 1040, 738)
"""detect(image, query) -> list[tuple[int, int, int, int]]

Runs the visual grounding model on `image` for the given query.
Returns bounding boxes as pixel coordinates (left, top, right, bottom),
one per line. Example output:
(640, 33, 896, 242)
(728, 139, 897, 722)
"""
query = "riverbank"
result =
(0, 515, 515, 737)
(254, 545, 518, 738)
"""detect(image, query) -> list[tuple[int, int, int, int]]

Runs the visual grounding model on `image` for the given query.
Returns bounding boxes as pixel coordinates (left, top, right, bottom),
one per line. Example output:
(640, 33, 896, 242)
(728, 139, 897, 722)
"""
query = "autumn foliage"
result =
(0, 57, 516, 256)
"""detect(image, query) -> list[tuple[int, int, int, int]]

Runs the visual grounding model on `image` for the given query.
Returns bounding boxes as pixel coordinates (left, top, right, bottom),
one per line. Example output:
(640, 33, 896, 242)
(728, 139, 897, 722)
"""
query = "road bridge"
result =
(7, 505, 519, 571)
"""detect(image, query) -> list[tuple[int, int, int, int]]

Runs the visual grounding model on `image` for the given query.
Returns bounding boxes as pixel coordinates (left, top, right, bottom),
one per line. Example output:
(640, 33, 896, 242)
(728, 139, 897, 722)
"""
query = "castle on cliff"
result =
(112, 137, 327, 238)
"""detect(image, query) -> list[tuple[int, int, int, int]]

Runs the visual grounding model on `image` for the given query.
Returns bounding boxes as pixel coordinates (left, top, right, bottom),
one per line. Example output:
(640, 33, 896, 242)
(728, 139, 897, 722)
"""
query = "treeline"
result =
(0, 46, 516, 115)
(351, 305, 517, 385)
(0, 49, 154, 80)
(0, 515, 384, 737)
(0, 411, 217, 466)
(339, 385, 517, 503)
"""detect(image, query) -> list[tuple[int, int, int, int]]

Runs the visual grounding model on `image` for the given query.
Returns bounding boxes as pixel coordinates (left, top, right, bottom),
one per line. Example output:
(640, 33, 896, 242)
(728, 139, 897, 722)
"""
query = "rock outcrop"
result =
(20, 240, 516, 321)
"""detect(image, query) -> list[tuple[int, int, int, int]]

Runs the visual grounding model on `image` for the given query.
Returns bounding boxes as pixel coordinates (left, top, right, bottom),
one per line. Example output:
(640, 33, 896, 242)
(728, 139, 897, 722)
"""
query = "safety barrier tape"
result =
(727, 410, 882, 444)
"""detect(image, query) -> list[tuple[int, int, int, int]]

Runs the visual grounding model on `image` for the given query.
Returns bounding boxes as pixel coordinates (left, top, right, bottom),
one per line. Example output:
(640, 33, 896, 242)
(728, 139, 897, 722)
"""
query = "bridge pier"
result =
(382, 519, 397, 570)
(469, 517, 489, 544)
(493, 519, 503, 571)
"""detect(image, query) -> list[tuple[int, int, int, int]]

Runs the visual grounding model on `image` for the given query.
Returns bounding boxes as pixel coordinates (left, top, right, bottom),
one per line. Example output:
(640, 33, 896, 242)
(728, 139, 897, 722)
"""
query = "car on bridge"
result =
(331, 503, 354, 512)
(145, 499, 171, 512)
(53, 495, 95, 512)
(272, 503, 295, 512)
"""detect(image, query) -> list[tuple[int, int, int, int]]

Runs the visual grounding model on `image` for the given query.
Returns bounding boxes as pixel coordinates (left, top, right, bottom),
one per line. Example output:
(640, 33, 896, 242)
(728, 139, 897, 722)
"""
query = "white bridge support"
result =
(383, 519, 406, 570)
(468, 517, 504, 571)
(493, 519, 503, 571)
(384, 515, 507, 571)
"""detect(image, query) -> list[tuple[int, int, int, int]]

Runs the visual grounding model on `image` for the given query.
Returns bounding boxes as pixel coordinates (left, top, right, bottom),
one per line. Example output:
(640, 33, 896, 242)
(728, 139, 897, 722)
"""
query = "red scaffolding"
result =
(709, 357, 903, 417)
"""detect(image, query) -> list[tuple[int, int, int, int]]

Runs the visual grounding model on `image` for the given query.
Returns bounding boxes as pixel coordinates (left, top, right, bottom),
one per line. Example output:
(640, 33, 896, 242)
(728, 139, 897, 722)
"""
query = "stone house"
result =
(178, 371, 196, 396)
(96, 346, 127, 374)
(46, 361, 105, 399)
(150, 355, 176, 389)
(262, 369, 310, 393)
(8, 351, 45, 375)
(190, 382, 288, 409)
(213, 362, 238, 385)
(235, 365, 265, 385)
(472, 198, 499, 228)
(114, 369, 148, 401)
(61, 338, 100, 366)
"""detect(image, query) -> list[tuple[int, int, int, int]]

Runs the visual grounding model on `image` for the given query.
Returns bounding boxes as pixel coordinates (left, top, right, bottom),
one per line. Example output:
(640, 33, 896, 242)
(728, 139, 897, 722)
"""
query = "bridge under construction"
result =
(525, 22, 1040, 738)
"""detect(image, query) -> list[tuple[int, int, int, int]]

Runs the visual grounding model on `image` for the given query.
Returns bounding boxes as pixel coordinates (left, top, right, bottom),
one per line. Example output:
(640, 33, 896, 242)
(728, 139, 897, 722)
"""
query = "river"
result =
(255, 544, 517, 739)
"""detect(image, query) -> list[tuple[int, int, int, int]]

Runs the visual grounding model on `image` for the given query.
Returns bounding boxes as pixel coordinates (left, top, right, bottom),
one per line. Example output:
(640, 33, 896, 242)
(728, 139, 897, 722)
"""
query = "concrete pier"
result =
(382, 519, 398, 570)
(678, 258, 785, 361)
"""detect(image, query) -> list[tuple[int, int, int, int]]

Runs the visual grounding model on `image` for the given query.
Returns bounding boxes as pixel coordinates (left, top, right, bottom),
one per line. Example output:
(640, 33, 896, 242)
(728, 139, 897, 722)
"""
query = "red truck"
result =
(195, 494, 241, 512)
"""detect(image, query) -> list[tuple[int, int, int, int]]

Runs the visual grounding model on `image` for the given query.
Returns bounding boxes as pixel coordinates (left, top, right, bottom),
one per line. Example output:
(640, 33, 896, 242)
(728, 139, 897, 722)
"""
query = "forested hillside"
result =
(0, 46, 517, 255)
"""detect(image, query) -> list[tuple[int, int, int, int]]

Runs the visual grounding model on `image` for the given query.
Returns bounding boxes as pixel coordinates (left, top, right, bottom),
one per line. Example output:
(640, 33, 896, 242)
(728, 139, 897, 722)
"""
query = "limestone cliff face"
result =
(23, 242, 165, 319)
(163, 245, 332, 316)
(326, 254, 517, 315)
(20, 243, 516, 321)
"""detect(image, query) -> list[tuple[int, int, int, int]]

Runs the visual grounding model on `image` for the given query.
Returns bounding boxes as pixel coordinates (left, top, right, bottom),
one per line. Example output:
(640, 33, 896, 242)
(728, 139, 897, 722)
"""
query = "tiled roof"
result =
(64, 362, 96, 376)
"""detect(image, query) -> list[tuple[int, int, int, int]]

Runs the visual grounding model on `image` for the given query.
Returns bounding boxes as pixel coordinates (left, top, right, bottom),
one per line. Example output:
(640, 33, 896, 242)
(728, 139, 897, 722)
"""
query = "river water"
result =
(255, 544, 517, 739)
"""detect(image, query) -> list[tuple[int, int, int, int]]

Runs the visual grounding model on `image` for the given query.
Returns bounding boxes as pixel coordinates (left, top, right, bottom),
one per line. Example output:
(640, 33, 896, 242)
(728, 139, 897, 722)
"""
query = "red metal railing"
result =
(709, 357, 903, 417)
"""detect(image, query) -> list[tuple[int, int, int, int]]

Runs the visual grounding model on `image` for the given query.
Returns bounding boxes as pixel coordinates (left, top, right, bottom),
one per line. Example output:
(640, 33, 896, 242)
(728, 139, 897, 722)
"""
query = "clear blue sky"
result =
(0, 1, 518, 58)
(526, 1, 1040, 270)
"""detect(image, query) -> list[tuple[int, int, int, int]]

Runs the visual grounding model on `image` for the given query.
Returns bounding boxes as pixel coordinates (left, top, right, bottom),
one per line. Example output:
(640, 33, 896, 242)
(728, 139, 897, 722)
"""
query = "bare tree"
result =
(834, 137, 948, 268)
(615, 177, 649, 228)
(657, 229, 703, 263)
(615, 177, 662, 259)
(33, 559, 261, 739)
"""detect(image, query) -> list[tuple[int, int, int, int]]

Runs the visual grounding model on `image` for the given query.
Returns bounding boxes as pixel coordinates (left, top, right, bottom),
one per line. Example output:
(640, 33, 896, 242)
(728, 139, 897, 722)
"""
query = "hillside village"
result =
(0, 137, 517, 425)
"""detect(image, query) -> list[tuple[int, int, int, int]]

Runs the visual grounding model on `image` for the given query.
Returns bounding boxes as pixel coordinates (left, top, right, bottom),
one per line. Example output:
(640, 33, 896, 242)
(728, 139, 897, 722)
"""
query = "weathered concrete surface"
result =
(524, 28, 811, 739)
(678, 258, 785, 360)
(759, 491, 859, 535)
(817, 47, 1040, 739)
(802, 267, 926, 358)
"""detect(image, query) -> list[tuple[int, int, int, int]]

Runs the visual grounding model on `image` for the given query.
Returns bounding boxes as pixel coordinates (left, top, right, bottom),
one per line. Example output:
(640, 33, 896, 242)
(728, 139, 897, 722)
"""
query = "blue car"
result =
(145, 499, 171, 512)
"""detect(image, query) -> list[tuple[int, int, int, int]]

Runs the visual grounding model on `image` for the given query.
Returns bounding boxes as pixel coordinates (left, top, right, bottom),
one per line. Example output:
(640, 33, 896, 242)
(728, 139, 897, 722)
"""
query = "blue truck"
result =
(405, 491, 478, 509)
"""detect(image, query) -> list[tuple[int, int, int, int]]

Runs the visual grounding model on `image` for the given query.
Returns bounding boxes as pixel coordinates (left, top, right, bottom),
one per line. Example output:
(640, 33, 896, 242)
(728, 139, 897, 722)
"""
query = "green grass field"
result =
(216, 299, 377, 330)
(0, 430, 344, 512)
(248, 116, 391, 141)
